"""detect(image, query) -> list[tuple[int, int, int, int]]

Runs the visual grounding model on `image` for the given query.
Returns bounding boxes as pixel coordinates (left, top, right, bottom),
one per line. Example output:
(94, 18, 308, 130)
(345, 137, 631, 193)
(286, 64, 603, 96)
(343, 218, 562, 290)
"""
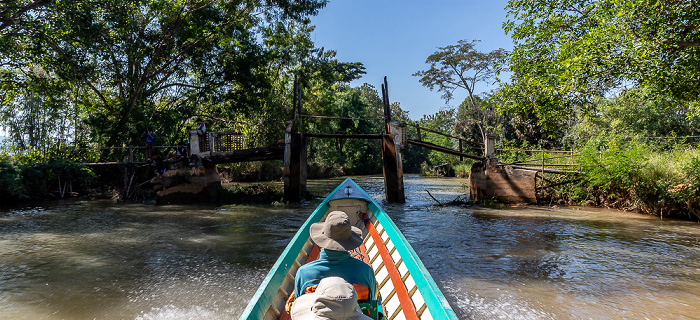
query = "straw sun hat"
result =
(290, 277, 372, 320)
(309, 211, 363, 251)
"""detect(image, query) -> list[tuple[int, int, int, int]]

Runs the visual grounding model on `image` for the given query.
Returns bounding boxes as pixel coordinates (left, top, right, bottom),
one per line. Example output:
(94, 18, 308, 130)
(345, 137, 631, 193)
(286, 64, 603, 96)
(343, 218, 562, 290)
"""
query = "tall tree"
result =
(413, 39, 507, 142)
(502, 0, 700, 126)
(1, 0, 327, 153)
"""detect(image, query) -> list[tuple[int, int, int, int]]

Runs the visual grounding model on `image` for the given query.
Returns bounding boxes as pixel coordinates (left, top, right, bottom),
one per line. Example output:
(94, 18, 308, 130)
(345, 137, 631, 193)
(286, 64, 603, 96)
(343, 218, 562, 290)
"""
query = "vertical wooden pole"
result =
(541, 150, 545, 184)
(297, 76, 303, 130)
(381, 77, 405, 203)
(292, 76, 298, 118)
(208, 132, 215, 154)
(292, 75, 298, 133)
(122, 165, 128, 200)
(459, 140, 463, 161)
(417, 127, 422, 141)
(284, 118, 307, 202)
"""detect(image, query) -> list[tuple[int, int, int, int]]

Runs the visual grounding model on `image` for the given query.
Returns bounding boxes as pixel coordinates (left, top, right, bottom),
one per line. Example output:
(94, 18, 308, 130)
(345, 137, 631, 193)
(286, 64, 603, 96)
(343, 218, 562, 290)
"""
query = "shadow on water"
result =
(1, 175, 700, 320)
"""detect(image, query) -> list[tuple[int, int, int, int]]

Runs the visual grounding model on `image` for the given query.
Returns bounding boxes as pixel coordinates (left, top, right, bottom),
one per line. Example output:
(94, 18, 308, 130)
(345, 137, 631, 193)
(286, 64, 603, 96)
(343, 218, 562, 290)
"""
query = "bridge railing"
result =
(188, 130, 245, 156)
(403, 123, 484, 159)
(496, 148, 582, 191)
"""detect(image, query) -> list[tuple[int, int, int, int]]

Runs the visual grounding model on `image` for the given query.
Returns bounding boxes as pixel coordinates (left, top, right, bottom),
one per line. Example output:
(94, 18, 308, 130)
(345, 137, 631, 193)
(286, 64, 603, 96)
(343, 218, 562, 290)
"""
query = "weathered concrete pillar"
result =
(188, 129, 212, 158)
(485, 133, 497, 159)
(470, 162, 537, 204)
(284, 128, 307, 202)
(189, 130, 200, 154)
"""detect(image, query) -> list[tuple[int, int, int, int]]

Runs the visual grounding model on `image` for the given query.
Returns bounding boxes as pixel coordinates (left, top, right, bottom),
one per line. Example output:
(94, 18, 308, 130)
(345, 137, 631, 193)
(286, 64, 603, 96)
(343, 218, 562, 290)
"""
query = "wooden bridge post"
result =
(284, 122, 307, 202)
(459, 140, 463, 161)
(381, 77, 405, 203)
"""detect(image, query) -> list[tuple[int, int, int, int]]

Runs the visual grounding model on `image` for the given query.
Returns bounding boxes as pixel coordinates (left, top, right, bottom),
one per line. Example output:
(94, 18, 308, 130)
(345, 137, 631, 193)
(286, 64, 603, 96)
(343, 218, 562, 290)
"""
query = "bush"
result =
(552, 138, 700, 219)
(577, 140, 649, 194)
(0, 159, 24, 200)
(0, 157, 96, 202)
(217, 182, 285, 204)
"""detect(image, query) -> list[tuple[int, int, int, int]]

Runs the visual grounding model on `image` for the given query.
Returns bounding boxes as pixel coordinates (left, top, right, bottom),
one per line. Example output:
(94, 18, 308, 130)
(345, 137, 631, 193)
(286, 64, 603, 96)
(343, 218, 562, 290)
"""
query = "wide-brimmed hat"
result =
(290, 277, 372, 320)
(309, 211, 363, 251)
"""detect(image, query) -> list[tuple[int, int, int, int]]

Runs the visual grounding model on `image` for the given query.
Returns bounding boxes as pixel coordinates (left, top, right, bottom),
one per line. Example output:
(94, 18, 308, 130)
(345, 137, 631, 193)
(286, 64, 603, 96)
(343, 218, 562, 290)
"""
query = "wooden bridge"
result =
(281, 77, 489, 203)
(77, 77, 575, 204)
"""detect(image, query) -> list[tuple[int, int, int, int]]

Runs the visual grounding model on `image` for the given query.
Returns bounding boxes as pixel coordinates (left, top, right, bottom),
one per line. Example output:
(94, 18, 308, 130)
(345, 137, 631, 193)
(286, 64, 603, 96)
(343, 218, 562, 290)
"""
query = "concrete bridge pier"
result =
(469, 134, 538, 204)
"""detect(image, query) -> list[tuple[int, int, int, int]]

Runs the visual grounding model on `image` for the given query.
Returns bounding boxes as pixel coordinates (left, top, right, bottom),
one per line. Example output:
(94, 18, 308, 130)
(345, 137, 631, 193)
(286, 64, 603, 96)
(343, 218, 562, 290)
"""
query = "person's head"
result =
(196, 118, 203, 123)
(290, 277, 371, 320)
(177, 142, 183, 147)
(309, 211, 363, 251)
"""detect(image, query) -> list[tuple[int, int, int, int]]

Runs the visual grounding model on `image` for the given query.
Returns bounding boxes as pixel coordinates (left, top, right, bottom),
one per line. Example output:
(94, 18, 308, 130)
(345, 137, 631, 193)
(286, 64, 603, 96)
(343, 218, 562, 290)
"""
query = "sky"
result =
(310, 0, 514, 120)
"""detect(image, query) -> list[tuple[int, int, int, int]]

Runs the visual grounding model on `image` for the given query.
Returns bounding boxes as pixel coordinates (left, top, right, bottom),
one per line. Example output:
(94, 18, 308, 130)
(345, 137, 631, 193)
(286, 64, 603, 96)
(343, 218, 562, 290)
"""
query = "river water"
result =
(1, 175, 699, 320)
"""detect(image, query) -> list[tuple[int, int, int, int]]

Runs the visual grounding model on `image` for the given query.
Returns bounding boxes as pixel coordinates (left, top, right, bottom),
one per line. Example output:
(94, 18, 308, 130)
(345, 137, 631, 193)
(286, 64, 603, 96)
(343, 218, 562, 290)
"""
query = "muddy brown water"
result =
(1, 175, 699, 319)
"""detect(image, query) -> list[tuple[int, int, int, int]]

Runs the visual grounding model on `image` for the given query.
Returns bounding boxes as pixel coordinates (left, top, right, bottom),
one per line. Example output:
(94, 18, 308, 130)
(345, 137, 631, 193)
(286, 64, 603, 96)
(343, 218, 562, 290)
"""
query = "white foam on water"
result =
(443, 280, 556, 320)
(135, 304, 220, 320)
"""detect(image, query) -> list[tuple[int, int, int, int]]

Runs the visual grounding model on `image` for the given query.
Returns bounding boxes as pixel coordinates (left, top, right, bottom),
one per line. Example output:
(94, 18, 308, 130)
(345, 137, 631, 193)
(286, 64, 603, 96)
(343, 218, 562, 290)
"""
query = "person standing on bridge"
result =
(196, 119, 208, 152)
(196, 118, 206, 135)
(142, 129, 155, 161)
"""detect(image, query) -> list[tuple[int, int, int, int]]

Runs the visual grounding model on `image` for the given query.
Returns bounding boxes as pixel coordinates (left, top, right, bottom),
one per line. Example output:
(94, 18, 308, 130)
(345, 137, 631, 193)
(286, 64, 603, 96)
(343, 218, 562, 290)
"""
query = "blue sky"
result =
(310, 0, 513, 120)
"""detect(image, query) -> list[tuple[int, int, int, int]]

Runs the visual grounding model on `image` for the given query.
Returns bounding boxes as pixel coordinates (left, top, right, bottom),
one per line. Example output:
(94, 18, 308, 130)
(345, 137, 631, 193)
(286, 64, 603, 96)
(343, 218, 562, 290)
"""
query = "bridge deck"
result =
(202, 144, 285, 165)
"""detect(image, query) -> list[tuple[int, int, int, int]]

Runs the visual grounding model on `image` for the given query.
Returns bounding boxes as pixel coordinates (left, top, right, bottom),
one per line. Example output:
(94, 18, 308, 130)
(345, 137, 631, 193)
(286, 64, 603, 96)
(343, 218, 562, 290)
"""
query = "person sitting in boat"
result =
(291, 276, 371, 320)
(293, 211, 378, 302)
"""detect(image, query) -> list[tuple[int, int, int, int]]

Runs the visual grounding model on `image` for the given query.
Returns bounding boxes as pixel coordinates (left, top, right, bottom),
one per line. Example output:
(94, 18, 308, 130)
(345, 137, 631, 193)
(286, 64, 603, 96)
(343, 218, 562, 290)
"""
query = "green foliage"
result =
(301, 83, 383, 177)
(502, 0, 700, 128)
(0, 156, 95, 201)
(577, 140, 649, 193)
(0, 158, 24, 198)
(543, 138, 700, 218)
(1, 0, 330, 156)
(571, 86, 700, 146)
(454, 163, 472, 178)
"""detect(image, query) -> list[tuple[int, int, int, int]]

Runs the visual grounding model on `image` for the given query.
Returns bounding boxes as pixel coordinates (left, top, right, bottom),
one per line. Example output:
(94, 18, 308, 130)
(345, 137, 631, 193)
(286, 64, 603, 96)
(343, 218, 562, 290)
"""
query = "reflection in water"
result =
(1, 174, 699, 319)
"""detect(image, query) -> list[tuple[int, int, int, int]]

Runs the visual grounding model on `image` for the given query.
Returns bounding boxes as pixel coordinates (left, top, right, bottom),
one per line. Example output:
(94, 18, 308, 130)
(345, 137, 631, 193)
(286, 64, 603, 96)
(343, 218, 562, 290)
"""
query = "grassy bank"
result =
(542, 141, 700, 220)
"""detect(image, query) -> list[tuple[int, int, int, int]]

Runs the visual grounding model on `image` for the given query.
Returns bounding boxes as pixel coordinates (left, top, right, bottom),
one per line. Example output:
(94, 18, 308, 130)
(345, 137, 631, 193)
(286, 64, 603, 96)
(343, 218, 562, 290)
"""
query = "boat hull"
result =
(240, 178, 457, 320)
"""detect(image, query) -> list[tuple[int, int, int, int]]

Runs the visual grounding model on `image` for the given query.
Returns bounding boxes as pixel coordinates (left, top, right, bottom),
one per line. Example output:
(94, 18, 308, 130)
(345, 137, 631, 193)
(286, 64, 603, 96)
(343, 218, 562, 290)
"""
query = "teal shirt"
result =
(294, 249, 377, 299)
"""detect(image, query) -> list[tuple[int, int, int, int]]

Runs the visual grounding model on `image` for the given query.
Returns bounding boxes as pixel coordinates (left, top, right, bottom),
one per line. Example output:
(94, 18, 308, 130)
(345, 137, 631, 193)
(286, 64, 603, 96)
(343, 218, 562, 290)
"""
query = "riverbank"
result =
(3, 148, 699, 221)
(533, 142, 700, 221)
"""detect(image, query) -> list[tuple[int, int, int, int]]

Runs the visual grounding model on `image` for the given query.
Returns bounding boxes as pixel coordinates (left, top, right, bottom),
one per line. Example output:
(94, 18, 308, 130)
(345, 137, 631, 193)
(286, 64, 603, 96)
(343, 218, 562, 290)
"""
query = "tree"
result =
(572, 86, 700, 142)
(502, 0, 700, 126)
(413, 39, 507, 142)
(0, 0, 51, 32)
(1, 0, 328, 155)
